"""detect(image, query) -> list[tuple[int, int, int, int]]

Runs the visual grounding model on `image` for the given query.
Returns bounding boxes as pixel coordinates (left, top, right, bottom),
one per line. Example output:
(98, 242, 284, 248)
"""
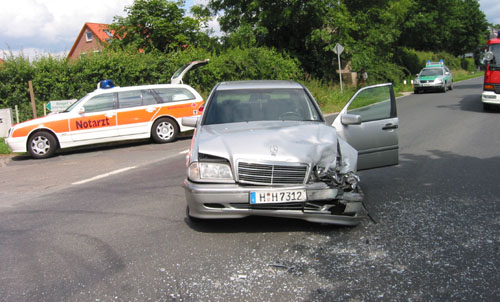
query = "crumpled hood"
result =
(194, 121, 356, 171)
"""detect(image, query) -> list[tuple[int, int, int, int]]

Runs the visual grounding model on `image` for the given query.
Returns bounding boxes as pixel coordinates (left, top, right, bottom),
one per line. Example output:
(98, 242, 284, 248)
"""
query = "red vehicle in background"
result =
(482, 31, 500, 111)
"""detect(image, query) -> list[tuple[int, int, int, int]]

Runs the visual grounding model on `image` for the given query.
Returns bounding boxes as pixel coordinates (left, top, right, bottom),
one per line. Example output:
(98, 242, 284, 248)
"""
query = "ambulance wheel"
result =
(28, 131, 58, 159)
(152, 117, 178, 143)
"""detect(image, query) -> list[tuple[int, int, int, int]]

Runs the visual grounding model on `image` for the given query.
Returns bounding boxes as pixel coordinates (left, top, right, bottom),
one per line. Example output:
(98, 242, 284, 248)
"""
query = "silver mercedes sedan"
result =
(182, 80, 399, 225)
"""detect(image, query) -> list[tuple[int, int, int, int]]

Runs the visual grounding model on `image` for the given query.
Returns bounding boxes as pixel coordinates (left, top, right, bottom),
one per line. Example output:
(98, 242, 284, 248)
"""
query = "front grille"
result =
(238, 162, 308, 185)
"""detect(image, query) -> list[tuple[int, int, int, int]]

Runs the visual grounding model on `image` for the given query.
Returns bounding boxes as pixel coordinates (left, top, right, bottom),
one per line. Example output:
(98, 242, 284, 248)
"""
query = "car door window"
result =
(142, 90, 157, 105)
(154, 88, 195, 103)
(346, 85, 393, 122)
(118, 91, 142, 109)
(84, 93, 115, 113)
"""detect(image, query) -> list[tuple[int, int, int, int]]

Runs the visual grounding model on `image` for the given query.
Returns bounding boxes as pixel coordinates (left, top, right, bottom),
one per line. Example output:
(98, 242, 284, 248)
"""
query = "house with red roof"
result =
(67, 23, 114, 60)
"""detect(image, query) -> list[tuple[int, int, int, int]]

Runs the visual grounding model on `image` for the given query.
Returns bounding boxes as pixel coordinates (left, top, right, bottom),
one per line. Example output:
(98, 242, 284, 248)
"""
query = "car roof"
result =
(91, 83, 192, 95)
(422, 67, 445, 70)
(215, 80, 304, 90)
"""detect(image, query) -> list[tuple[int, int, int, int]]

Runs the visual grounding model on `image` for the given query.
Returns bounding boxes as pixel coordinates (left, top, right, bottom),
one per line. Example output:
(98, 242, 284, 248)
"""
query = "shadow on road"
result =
(436, 94, 500, 113)
(9, 136, 193, 162)
(185, 215, 351, 234)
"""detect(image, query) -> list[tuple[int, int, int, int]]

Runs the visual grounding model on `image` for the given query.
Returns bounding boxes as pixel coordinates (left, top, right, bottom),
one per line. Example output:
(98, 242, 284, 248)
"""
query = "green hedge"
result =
(397, 48, 477, 75)
(0, 47, 302, 122)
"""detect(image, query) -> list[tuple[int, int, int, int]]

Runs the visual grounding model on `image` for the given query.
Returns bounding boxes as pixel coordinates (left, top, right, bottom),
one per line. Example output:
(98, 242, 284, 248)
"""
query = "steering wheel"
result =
(279, 111, 302, 120)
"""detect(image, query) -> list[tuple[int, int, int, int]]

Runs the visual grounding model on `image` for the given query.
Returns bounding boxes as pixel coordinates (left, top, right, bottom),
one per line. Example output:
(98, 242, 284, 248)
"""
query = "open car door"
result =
(332, 83, 399, 171)
(170, 59, 209, 84)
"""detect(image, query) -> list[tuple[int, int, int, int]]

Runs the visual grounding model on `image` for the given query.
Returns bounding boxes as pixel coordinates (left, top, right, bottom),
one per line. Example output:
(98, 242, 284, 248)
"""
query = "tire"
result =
(449, 81, 453, 90)
(414, 89, 419, 94)
(28, 131, 58, 159)
(151, 117, 179, 143)
(483, 103, 491, 111)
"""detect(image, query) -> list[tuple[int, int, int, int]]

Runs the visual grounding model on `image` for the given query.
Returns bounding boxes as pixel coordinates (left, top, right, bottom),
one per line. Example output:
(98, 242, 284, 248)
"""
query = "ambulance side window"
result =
(84, 93, 115, 113)
(142, 90, 157, 106)
(118, 91, 142, 108)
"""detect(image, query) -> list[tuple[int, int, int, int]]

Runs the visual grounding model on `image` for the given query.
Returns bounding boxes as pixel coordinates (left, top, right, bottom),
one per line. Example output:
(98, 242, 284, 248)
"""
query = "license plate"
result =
(250, 190, 306, 204)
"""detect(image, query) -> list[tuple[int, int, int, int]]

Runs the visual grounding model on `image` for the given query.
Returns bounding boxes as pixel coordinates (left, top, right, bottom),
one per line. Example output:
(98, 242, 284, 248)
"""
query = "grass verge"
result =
(0, 138, 11, 154)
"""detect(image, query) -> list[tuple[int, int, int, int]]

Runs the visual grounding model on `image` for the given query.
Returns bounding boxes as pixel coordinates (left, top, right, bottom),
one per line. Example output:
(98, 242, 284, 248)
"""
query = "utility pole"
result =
(28, 81, 37, 118)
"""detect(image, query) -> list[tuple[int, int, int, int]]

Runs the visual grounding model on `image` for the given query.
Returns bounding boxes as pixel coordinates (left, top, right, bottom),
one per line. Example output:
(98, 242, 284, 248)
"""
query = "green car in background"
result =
(414, 61, 453, 93)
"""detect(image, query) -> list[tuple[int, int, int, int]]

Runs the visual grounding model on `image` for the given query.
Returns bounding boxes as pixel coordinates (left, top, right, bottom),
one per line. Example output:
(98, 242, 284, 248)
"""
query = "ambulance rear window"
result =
(154, 88, 195, 103)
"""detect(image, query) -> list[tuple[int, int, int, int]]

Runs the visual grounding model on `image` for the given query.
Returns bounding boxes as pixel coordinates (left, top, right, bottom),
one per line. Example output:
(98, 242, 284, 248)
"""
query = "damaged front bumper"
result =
(183, 180, 364, 226)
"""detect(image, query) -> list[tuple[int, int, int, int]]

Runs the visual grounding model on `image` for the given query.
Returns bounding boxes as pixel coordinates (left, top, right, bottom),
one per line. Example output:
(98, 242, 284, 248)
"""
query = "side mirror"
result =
(182, 116, 199, 127)
(341, 113, 362, 125)
(78, 107, 85, 114)
(484, 51, 494, 62)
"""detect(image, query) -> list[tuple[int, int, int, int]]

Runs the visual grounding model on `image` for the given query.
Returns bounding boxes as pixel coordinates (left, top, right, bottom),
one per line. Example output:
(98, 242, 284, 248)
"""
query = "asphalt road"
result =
(0, 77, 498, 301)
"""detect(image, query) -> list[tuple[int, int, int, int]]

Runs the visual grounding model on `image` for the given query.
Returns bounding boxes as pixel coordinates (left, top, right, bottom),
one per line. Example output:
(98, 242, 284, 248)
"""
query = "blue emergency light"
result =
(98, 79, 115, 89)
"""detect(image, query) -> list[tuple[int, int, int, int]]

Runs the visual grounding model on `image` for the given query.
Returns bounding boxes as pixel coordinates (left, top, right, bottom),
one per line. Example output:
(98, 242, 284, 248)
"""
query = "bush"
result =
(461, 58, 476, 72)
(0, 47, 303, 122)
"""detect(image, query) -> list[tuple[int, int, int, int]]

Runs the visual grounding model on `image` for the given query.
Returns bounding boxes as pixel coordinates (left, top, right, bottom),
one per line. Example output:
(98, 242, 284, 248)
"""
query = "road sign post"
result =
(333, 43, 344, 93)
(46, 99, 77, 113)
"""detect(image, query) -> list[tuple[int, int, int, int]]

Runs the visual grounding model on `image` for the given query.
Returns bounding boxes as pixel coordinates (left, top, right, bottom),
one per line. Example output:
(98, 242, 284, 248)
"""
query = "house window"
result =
(86, 31, 93, 42)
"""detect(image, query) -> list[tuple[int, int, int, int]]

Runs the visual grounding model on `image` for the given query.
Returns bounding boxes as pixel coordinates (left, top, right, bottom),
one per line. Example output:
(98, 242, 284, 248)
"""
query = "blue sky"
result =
(0, 0, 498, 59)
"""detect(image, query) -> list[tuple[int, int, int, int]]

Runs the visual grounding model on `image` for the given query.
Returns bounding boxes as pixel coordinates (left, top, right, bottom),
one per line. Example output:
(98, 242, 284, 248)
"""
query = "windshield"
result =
(420, 68, 443, 76)
(203, 88, 322, 125)
(62, 94, 89, 112)
(487, 44, 500, 66)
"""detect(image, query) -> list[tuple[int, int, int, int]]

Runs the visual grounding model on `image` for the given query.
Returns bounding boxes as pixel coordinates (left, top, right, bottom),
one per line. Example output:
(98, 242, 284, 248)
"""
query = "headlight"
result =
(188, 162, 234, 183)
(414, 79, 420, 84)
(434, 78, 443, 84)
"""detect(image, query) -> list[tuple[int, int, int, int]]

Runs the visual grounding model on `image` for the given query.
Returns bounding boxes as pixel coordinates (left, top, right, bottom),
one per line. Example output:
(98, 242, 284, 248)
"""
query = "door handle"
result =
(146, 107, 158, 113)
(382, 123, 398, 130)
(105, 113, 115, 118)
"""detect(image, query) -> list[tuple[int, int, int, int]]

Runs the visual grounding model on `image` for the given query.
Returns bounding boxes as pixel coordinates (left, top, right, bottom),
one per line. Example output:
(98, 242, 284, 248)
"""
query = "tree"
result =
(207, 0, 412, 82)
(109, 0, 210, 53)
(399, 0, 488, 56)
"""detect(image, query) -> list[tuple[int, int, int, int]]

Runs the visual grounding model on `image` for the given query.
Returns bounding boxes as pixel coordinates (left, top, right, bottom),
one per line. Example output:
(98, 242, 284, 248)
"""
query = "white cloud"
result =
(480, 0, 500, 26)
(3, 0, 495, 59)
(0, 0, 134, 57)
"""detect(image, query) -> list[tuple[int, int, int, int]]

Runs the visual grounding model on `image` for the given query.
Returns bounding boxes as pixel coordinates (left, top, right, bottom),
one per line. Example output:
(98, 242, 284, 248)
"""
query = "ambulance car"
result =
(6, 80, 204, 159)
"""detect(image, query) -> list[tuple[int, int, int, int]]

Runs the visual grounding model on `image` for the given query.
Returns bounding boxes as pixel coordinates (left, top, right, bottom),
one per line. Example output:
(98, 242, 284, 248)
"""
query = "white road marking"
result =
(72, 166, 137, 185)
(72, 148, 188, 185)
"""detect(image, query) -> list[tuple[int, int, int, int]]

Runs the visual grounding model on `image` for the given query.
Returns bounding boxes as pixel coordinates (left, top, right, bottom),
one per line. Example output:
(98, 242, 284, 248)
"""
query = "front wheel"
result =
(28, 131, 58, 159)
(151, 117, 179, 143)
